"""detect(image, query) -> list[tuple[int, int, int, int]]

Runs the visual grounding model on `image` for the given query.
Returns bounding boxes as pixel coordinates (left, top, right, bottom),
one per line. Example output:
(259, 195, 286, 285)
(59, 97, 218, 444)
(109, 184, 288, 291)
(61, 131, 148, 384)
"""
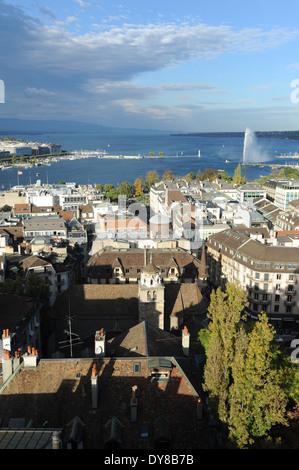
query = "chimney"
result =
(2, 328, 11, 352)
(95, 328, 105, 357)
(182, 325, 190, 357)
(130, 385, 138, 423)
(91, 363, 99, 409)
(52, 430, 61, 449)
(197, 397, 203, 420)
(23, 345, 39, 368)
(2, 329, 14, 382)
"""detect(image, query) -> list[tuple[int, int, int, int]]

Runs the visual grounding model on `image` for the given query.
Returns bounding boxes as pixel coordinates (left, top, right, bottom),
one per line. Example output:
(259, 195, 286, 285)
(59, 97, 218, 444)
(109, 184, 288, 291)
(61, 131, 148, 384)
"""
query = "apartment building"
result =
(23, 216, 67, 241)
(236, 182, 267, 204)
(275, 180, 299, 210)
(206, 227, 299, 325)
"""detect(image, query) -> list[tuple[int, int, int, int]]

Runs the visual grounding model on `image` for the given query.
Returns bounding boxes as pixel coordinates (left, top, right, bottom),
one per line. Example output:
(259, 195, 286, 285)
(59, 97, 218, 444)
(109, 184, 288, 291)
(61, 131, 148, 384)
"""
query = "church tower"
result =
(138, 254, 165, 330)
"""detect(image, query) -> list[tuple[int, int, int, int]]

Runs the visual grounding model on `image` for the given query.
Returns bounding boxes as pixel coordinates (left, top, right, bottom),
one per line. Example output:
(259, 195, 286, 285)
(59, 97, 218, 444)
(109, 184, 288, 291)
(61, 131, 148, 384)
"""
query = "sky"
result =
(1, 0, 299, 132)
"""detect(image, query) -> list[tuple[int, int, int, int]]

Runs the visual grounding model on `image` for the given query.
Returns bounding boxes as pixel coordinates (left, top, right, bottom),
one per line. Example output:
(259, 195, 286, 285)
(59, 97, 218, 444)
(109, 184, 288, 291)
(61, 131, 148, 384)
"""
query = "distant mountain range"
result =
(171, 130, 299, 140)
(0, 118, 170, 135)
(0, 118, 298, 140)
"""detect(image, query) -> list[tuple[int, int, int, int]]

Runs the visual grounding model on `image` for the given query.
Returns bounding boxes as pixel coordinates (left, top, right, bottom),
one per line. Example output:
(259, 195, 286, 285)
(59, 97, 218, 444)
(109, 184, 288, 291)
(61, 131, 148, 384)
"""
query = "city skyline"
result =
(1, 0, 299, 132)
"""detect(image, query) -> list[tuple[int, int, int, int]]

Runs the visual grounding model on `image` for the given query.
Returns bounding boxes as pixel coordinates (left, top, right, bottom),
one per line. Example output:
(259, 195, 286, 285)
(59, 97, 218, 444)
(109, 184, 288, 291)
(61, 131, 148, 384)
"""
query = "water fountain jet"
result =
(243, 128, 269, 163)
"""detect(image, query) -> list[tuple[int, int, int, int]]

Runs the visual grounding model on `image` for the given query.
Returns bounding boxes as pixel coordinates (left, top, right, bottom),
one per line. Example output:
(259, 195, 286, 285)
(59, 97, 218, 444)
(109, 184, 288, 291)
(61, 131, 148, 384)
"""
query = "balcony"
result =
(285, 289, 296, 296)
(284, 300, 296, 307)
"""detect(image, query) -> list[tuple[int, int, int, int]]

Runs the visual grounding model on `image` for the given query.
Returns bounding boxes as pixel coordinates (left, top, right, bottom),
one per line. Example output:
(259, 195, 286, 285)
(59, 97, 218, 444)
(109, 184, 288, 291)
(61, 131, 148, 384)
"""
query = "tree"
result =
(145, 170, 159, 189)
(233, 164, 245, 186)
(104, 183, 114, 192)
(203, 283, 248, 422)
(117, 180, 133, 199)
(95, 184, 103, 191)
(0, 274, 51, 304)
(158, 152, 165, 157)
(197, 169, 203, 181)
(133, 177, 144, 197)
(149, 152, 155, 157)
(201, 168, 218, 182)
(219, 171, 233, 183)
(228, 314, 287, 448)
(162, 169, 174, 181)
(185, 172, 196, 183)
(201, 283, 287, 448)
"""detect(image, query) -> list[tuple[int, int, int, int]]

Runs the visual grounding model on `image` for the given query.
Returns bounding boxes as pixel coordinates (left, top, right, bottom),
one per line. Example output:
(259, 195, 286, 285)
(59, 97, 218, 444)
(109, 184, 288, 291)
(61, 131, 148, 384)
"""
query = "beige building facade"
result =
(206, 228, 299, 325)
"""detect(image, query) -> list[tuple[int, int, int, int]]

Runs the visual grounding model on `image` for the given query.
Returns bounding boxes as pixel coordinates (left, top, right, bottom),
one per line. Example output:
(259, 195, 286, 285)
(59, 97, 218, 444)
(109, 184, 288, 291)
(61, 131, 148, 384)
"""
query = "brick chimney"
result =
(95, 328, 106, 357)
(182, 325, 190, 357)
(130, 385, 138, 423)
(91, 363, 99, 409)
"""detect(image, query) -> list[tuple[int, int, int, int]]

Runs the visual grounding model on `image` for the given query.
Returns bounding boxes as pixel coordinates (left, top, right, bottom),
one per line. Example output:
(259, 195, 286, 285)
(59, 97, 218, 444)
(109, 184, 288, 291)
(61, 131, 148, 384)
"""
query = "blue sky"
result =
(1, 0, 299, 131)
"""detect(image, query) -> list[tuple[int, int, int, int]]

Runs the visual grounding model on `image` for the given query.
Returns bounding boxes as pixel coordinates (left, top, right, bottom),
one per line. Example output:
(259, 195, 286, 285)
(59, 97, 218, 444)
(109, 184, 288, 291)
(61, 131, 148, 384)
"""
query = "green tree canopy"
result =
(233, 164, 245, 186)
(145, 170, 159, 189)
(117, 180, 133, 198)
(0, 274, 51, 304)
(201, 168, 218, 182)
(185, 171, 196, 183)
(104, 183, 114, 192)
(200, 283, 287, 448)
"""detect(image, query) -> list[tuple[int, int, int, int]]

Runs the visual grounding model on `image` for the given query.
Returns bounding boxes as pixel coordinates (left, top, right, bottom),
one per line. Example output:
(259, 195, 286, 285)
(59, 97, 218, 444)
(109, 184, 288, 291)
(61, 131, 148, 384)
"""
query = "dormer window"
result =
(148, 359, 172, 383)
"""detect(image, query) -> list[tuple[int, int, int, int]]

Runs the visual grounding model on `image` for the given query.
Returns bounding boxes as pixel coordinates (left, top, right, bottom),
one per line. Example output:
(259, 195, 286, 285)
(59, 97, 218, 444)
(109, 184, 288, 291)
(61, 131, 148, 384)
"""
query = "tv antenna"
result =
(58, 298, 83, 357)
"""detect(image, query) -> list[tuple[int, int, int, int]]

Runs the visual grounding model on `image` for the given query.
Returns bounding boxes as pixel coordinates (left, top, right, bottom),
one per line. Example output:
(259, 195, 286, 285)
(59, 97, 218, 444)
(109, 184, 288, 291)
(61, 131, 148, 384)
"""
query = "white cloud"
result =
(74, 0, 92, 8)
(25, 87, 56, 96)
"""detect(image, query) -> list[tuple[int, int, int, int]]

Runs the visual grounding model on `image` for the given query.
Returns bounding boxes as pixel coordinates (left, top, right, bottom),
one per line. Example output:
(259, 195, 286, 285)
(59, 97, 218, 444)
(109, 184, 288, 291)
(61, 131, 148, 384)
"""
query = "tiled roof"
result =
(88, 247, 202, 272)
(55, 284, 139, 319)
(0, 357, 209, 449)
(106, 321, 184, 357)
(53, 283, 205, 326)
(20, 255, 51, 271)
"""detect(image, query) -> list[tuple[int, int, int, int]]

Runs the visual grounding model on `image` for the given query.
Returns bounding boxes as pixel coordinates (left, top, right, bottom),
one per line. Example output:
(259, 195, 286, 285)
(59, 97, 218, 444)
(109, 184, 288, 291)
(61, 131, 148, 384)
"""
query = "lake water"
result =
(1, 131, 299, 189)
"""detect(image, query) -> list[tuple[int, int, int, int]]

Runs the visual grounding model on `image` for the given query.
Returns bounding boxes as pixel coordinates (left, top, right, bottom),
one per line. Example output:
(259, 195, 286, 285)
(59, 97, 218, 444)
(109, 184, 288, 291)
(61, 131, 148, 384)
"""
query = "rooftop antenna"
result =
(58, 297, 83, 357)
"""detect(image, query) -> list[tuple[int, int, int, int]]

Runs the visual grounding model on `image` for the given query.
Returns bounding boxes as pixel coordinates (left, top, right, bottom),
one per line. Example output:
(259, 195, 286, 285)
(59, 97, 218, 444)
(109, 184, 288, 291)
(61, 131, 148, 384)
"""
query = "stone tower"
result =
(138, 255, 165, 330)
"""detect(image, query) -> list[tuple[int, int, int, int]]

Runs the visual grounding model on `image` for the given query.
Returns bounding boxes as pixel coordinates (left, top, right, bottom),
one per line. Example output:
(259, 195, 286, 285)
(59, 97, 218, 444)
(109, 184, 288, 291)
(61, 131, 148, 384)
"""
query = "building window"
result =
(133, 363, 141, 374)
(275, 294, 280, 302)
(276, 274, 281, 280)
(274, 305, 280, 312)
(275, 284, 281, 291)
(147, 291, 151, 301)
(264, 273, 269, 281)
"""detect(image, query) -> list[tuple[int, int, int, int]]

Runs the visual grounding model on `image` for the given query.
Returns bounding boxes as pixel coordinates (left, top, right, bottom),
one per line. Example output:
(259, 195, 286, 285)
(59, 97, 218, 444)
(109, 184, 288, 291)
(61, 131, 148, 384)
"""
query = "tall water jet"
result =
(243, 128, 269, 163)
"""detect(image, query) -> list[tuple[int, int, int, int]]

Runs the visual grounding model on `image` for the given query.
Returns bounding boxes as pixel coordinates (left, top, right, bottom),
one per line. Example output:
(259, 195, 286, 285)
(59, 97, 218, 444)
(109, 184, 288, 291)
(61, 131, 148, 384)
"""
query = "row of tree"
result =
(95, 169, 176, 200)
(95, 164, 247, 200)
(198, 282, 299, 448)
